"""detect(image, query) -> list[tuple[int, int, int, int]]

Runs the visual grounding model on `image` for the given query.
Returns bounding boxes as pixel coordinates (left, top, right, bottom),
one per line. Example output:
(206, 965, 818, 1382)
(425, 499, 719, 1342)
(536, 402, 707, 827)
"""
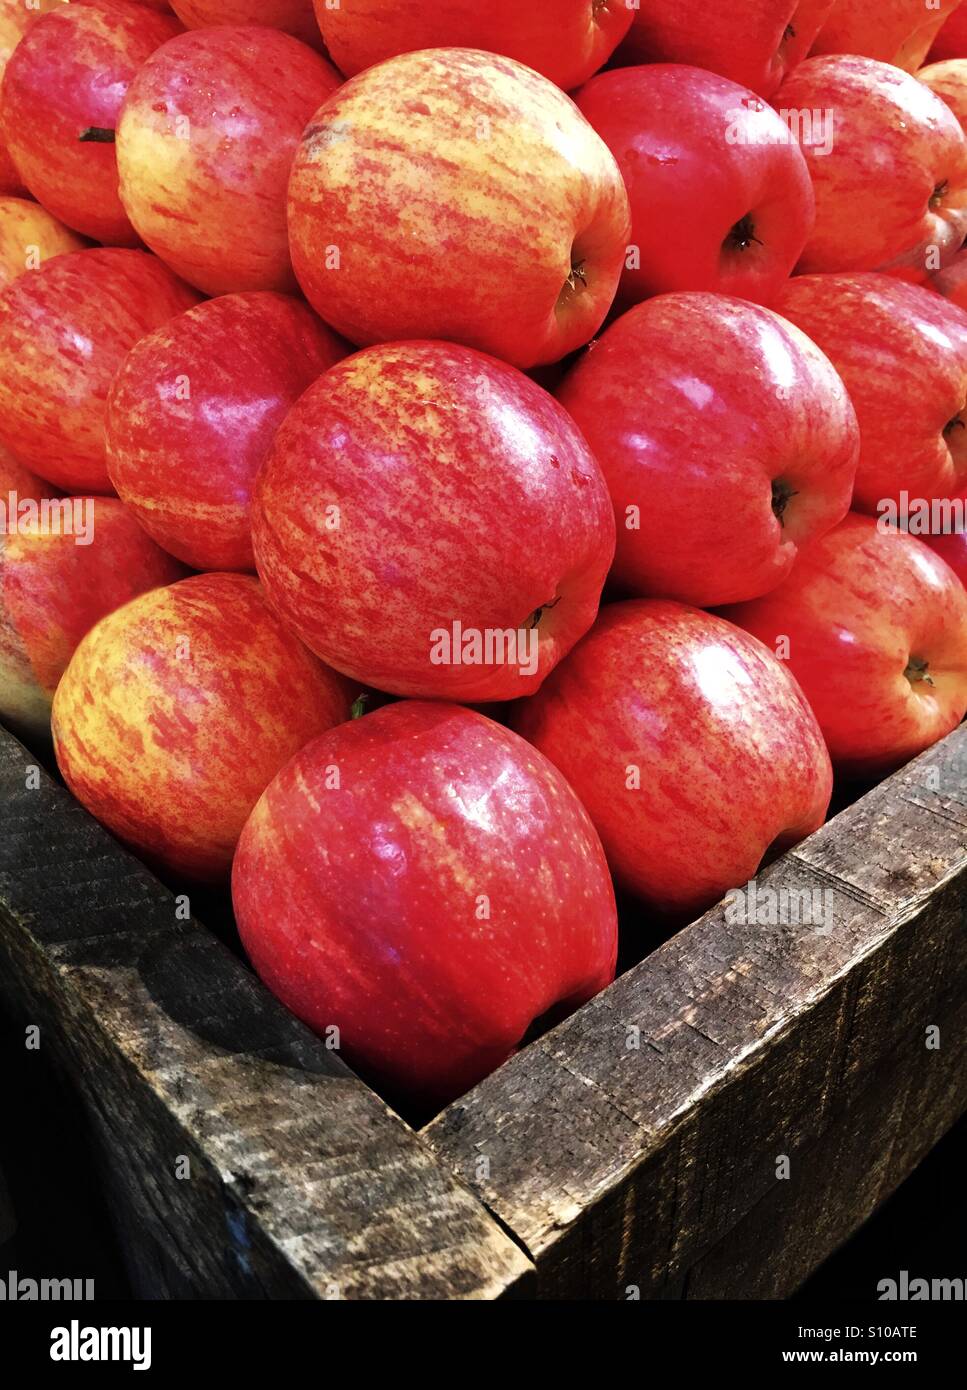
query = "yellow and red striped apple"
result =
(252, 340, 616, 700)
(232, 700, 618, 1108)
(0, 196, 86, 292)
(0, 0, 182, 244)
(919, 57, 967, 132)
(511, 600, 833, 917)
(52, 573, 356, 881)
(1, 494, 184, 740)
(722, 515, 967, 777)
(0, 248, 199, 494)
(315, 0, 634, 91)
(116, 25, 341, 294)
(0, 0, 68, 196)
(287, 48, 631, 368)
(107, 292, 346, 571)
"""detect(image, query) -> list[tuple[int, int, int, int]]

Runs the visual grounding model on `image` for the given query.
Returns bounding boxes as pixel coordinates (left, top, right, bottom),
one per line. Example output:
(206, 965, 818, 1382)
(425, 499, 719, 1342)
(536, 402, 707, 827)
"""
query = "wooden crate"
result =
(1, 717, 965, 1299)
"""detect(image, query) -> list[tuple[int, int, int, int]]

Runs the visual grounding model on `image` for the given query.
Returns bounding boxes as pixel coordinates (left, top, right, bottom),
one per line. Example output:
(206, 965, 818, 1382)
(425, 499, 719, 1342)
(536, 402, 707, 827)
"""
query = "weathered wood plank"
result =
(424, 727, 967, 1298)
(0, 724, 533, 1300)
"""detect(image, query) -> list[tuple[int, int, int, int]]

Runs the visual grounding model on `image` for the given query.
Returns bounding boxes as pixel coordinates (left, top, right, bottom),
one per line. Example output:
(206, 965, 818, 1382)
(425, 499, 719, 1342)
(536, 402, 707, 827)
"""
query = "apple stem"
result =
(771, 478, 798, 525)
(350, 693, 370, 719)
(904, 657, 935, 688)
(79, 127, 116, 144)
(725, 214, 763, 254)
(526, 595, 562, 631)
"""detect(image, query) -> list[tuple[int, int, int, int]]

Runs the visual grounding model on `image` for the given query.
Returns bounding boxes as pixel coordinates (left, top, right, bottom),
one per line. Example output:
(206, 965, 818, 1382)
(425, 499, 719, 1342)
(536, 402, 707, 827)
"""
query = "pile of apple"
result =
(2, 0, 967, 1111)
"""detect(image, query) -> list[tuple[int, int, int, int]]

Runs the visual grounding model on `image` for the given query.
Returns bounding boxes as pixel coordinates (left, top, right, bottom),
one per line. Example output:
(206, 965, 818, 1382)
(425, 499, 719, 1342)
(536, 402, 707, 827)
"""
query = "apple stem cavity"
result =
(904, 656, 935, 688)
(527, 595, 562, 631)
(350, 693, 370, 719)
(558, 257, 589, 314)
(932, 179, 950, 209)
(771, 478, 799, 525)
(944, 413, 966, 436)
(78, 127, 116, 144)
(724, 214, 763, 255)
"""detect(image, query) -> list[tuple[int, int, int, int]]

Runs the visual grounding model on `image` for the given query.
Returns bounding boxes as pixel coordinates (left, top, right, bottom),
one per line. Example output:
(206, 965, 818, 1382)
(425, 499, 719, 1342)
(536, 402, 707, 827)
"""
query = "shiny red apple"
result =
(0, 0, 181, 244)
(617, 0, 834, 99)
(773, 273, 967, 514)
(287, 48, 631, 369)
(811, 0, 961, 72)
(0, 0, 69, 196)
(0, 248, 199, 493)
(116, 25, 341, 293)
(574, 64, 815, 307)
(252, 340, 615, 700)
(106, 292, 346, 571)
(52, 573, 356, 881)
(511, 599, 833, 916)
(721, 514, 967, 777)
(232, 700, 618, 1108)
(775, 55, 967, 278)
(315, 0, 634, 91)
(557, 292, 859, 605)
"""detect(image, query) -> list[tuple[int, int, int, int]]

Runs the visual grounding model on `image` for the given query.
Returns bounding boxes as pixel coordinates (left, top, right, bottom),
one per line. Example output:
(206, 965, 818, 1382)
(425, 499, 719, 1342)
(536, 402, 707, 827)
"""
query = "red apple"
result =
(929, 4, 967, 61)
(922, 528, 967, 587)
(919, 58, 967, 132)
(170, 1, 322, 48)
(574, 64, 815, 307)
(52, 572, 356, 881)
(287, 48, 631, 369)
(0, 0, 69, 196)
(617, 0, 835, 99)
(721, 514, 967, 777)
(811, 0, 961, 73)
(775, 55, 967, 278)
(0, 195, 86, 291)
(557, 292, 859, 605)
(1, 495, 184, 740)
(252, 340, 616, 700)
(106, 292, 346, 571)
(0, 248, 199, 494)
(772, 273, 967, 515)
(932, 247, 967, 310)
(116, 26, 341, 294)
(511, 599, 833, 916)
(232, 700, 618, 1108)
(0, 0, 182, 244)
(315, 0, 634, 92)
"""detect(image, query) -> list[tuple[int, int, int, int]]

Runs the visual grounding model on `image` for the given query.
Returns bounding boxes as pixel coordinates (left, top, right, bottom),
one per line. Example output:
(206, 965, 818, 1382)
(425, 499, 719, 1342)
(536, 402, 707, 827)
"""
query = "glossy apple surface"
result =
(117, 26, 341, 293)
(232, 700, 618, 1108)
(0, 0, 181, 244)
(811, 0, 961, 72)
(511, 599, 833, 916)
(721, 514, 967, 777)
(0, 196, 86, 291)
(316, 0, 634, 91)
(0, 249, 199, 493)
(617, 0, 834, 98)
(929, 4, 967, 61)
(1, 496, 184, 740)
(919, 58, 967, 132)
(557, 293, 859, 605)
(287, 48, 631, 369)
(575, 65, 814, 307)
(922, 528, 967, 587)
(107, 293, 346, 570)
(0, 0, 69, 195)
(171, 1, 321, 47)
(253, 340, 615, 700)
(776, 55, 967, 277)
(52, 573, 356, 881)
(773, 274, 967, 513)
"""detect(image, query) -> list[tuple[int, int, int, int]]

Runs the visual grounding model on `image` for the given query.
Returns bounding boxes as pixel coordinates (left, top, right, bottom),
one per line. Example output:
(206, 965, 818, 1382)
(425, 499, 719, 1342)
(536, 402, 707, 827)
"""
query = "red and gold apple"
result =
(170, 1, 321, 48)
(575, 65, 815, 307)
(773, 273, 967, 514)
(557, 292, 859, 605)
(0, 195, 86, 291)
(511, 599, 833, 916)
(811, 0, 961, 73)
(721, 514, 967, 777)
(116, 26, 341, 294)
(287, 48, 631, 369)
(919, 58, 967, 132)
(0, 248, 199, 494)
(52, 573, 356, 881)
(232, 700, 618, 1108)
(107, 292, 346, 571)
(253, 340, 616, 700)
(1, 495, 184, 739)
(776, 55, 967, 278)
(0, 0, 69, 196)
(0, 0, 182, 244)
(617, 0, 834, 99)
(315, 0, 634, 91)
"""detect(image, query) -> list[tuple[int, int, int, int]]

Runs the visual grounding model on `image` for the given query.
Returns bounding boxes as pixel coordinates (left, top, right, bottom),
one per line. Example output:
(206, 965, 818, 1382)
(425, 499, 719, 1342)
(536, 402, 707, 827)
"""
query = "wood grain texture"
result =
(0, 724, 533, 1300)
(424, 727, 967, 1299)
